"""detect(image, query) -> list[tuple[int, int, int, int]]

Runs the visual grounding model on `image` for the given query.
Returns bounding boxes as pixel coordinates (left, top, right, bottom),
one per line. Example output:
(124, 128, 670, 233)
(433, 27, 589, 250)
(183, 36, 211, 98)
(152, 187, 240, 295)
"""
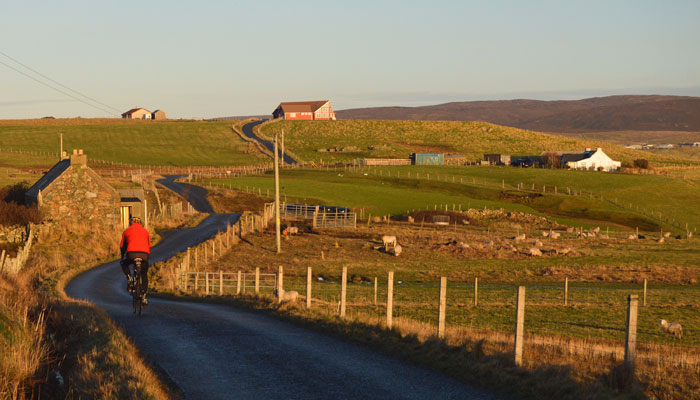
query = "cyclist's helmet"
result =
(129, 216, 142, 225)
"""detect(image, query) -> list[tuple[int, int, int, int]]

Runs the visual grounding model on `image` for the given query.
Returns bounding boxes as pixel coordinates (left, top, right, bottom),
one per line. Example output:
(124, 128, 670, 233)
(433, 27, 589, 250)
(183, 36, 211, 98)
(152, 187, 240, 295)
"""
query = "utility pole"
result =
(274, 132, 281, 254)
(60, 133, 63, 159)
(280, 129, 285, 168)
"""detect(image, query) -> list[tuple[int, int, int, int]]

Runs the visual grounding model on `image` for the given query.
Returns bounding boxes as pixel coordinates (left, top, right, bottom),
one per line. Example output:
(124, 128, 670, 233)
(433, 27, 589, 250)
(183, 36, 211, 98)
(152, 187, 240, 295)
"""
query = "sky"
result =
(1, 0, 699, 119)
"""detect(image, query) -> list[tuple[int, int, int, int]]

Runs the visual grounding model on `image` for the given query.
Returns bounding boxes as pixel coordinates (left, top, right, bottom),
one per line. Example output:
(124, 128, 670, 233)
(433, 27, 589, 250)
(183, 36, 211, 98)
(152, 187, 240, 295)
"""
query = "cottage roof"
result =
(122, 107, 150, 116)
(25, 159, 70, 200)
(276, 101, 329, 113)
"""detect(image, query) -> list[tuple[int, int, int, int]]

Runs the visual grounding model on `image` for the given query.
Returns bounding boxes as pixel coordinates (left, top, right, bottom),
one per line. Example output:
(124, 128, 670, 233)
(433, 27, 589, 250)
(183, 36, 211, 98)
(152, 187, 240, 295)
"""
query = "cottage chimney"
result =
(70, 148, 87, 166)
(61, 151, 68, 160)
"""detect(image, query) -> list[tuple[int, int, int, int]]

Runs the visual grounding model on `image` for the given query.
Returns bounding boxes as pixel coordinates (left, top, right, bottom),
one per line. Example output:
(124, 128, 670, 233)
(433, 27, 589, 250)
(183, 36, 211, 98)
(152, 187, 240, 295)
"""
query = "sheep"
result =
(274, 288, 299, 303)
(660, 319, 683, 339)
(382, 235, 397, 251)
(550, 232, 561, 239)
(528, 247, 542, 256)
(407, 216, 415, 223)
(592, 227, 600, 233)
(534, 240, 543, 247)
(393, 244, 402, 257)
(287, 226, 299, 235)
(663, 232, 671, 238)
(514, 233, 526, 242)
(542, 231, 550, 237)
(627, 234, 637, 240)
(657, 237, 665, 244)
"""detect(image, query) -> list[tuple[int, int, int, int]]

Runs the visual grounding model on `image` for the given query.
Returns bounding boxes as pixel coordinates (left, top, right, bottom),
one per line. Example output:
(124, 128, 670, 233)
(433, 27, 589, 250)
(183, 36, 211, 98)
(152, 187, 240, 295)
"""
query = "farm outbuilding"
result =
(484, 154, 511, 166)
(272, 101, 336, 121)
(560, 148, 621, 171)
(411, 153, 444, 165)
(121, 108, 152, 119)
(151, 109, 166, 120)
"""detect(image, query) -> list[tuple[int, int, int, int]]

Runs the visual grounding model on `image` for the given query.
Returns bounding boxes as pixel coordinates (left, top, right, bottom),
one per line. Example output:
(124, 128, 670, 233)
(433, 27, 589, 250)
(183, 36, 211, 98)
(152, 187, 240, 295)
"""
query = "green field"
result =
(258, 119, 689, 165)
(0, 119, 266, 166)
(207, 165, 700, 232)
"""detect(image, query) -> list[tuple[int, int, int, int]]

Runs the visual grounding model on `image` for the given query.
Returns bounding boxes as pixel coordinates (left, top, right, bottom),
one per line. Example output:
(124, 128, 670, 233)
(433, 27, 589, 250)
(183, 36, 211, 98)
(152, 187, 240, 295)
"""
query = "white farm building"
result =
(561, 148, 621, 172)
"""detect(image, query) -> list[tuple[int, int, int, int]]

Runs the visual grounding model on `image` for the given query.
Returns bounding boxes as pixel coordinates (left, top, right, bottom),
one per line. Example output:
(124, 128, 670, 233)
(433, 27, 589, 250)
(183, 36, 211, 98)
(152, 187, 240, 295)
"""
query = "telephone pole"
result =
(280, 129, 285, 168)
(274, 132, 281, 254)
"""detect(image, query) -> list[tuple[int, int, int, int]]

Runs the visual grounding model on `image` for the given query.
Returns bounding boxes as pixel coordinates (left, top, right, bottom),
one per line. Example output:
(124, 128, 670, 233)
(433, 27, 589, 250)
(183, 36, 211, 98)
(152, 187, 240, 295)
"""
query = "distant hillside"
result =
(258, 119, 682, 164)
(336, 95, 700, 133)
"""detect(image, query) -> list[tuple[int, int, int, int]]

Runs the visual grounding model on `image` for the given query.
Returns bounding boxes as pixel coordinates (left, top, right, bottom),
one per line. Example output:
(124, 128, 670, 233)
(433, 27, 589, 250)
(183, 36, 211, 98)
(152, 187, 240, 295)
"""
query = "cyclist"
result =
(120, 216, 151, 306)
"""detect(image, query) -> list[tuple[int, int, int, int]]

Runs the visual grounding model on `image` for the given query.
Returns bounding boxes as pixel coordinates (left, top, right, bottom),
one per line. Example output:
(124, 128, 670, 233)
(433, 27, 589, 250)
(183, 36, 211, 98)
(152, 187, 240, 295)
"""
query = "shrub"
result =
(633, 159, 649, 169)
(0, 182, 41, 226)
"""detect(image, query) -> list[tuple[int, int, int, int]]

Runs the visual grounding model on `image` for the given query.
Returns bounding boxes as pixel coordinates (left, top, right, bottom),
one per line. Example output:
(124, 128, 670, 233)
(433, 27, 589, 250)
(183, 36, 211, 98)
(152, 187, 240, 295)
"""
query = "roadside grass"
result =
(0, 119, 265, 166)
(258, 120, 688, 165)
(205, 165, 700, 231)
(0, 220, 176, 399)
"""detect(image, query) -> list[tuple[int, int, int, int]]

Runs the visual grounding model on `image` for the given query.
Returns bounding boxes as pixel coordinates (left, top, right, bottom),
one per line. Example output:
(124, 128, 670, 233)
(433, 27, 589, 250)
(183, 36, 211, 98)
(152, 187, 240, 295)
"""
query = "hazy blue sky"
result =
(1, 0, 699, 118)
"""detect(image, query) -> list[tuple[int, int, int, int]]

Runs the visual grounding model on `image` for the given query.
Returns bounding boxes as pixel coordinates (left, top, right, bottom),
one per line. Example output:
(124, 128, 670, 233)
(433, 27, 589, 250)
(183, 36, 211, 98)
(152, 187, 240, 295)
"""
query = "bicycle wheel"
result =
(132, 262, 142, 316)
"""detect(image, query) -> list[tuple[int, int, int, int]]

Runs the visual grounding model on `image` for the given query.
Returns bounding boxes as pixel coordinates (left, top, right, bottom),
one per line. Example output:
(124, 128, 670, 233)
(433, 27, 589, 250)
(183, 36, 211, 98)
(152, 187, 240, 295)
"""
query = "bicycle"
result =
(129, 258, 145, 316)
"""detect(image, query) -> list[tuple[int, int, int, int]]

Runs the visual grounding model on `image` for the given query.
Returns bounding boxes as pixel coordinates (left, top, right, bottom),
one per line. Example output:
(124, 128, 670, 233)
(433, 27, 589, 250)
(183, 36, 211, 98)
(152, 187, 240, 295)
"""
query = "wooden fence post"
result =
(438, 277, 447, 338)
(255, 267, 260, 294)
(219, 270, 224, 295)
(374, 277, 378, 305)
(205, 272, 210, 295)
(564, 277, 568, 306)
(386, 271, 394, 328)
(514, 286, 526, 366)
(643, 279, 647, 306)
(306, 266, 312, 308)
(340, 266, 347, 317)
(625, 294, 639, 367)
(277, 266, 283, 304)
(474, 277, 478, 307)
(195, 272, 200, 291)
(236, 271, 242, 295)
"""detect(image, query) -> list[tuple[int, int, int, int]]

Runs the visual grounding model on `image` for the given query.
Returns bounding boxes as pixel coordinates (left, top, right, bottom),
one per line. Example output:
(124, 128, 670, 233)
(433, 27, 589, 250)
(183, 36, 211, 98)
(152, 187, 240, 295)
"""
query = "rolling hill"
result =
(335, 95, 700, 133)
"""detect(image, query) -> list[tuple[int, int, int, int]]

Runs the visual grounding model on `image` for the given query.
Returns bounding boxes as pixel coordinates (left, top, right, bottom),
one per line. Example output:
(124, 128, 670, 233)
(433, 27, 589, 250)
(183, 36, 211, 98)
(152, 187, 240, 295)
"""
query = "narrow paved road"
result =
(157, 175, 214, 213)
(65, 178, 501, 399)
(242, 120, 297, 165)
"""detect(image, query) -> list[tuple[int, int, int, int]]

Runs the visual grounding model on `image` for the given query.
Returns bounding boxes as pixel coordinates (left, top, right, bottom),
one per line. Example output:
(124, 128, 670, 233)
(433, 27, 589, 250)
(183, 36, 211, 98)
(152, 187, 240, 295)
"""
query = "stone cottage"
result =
(25, 150, 146, 229)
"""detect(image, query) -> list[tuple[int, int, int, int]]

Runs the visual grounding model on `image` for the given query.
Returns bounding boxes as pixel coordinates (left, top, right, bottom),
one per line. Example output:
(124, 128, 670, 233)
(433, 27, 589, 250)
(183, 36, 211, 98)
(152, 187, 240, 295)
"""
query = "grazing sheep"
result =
(393, 244, 402, 257)
(660, 319, 683, 339)
(514, 233, 526, 242)
(287, 226, 299, 235)
(550, 232, 561, 239)
(542, 231, 550, 237)
(457, 242, 470, 249)
(407, 216, 415, 223)
(534, 240, 543, 247)
(663, 232, 671, 238)
(592, 227, 600, 233)
(529, 247, 542, 256)
(461, 219, 470, 225)
(556, 247, 571, 255)
(627, 234, 637, 240)
(274, 288, 299, 303)
(382, 235, 397, 251)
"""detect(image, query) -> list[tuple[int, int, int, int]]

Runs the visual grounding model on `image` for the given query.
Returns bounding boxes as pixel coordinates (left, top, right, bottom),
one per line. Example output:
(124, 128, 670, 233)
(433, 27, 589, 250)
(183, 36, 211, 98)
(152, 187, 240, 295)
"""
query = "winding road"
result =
(65, 177, 500, 399)
(242, 120, 297, 165)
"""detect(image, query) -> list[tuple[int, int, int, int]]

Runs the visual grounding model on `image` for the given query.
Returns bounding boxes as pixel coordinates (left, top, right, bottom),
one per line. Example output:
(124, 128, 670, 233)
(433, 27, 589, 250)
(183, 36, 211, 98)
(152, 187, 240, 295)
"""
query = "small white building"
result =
(121, 107, 152, 119)
(563, 148, 621, 172)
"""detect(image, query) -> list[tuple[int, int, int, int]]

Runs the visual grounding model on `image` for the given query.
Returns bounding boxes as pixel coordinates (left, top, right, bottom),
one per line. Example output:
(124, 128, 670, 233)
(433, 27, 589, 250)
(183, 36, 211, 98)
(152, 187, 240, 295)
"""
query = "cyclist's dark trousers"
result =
(121, 251, 150, 293)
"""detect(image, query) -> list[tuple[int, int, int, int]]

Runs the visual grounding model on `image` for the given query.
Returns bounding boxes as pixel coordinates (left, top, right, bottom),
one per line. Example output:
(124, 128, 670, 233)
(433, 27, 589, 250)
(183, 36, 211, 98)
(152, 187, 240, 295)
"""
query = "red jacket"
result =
(120, 223, 151, 255)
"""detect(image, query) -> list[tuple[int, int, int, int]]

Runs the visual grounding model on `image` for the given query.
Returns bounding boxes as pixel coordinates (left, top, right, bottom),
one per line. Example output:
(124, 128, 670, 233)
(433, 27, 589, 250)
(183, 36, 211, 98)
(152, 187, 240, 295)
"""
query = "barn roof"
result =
(276, 101, 329, 113)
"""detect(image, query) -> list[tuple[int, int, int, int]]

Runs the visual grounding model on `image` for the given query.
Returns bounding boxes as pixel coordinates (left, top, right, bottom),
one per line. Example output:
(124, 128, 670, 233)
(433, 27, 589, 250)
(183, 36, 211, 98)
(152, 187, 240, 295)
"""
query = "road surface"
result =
(242, 120, 297, 165)
(65, 177, 501, 399)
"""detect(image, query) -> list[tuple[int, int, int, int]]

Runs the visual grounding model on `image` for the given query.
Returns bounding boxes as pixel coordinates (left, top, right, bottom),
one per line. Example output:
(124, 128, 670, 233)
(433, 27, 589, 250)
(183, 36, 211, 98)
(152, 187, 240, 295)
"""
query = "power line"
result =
(0, 50, 122, 113)
(0, 59, 116, 116)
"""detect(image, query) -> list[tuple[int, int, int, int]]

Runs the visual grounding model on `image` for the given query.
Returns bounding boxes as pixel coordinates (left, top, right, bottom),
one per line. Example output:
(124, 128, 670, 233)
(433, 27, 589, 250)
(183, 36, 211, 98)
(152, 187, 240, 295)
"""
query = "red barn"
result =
(272, 100, 336, 121)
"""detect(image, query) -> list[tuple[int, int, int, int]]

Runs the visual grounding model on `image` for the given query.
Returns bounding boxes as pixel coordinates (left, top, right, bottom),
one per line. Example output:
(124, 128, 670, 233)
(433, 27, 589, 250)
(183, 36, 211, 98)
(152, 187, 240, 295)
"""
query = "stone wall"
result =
(41, 165, 119, 227)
